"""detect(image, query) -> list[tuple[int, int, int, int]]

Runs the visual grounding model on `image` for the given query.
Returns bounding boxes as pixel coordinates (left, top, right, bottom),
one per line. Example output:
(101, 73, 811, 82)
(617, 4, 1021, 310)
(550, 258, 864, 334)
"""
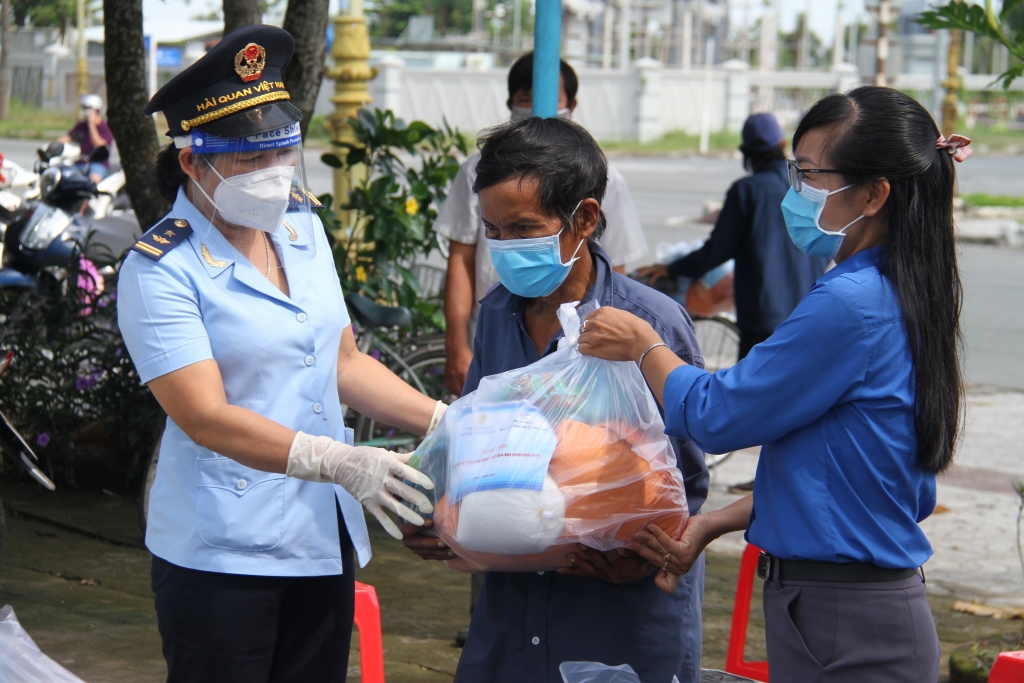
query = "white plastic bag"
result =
(410, 300, 688, 573)
(559, 661, 681, 683)
(0, 605, 87, 683)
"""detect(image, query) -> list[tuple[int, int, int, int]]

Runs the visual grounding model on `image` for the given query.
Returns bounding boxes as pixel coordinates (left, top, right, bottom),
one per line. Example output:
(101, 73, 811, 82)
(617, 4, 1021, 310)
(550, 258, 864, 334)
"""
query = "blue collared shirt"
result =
(117, 189, 371, 576)
(664, 246, 936, 569)
(456, 246, 709, 683)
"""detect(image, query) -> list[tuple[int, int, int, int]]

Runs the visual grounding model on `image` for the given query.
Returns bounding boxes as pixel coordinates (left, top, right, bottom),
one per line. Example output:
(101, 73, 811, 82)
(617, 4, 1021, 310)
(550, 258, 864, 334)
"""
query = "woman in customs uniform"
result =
(117, 26, 445, 682)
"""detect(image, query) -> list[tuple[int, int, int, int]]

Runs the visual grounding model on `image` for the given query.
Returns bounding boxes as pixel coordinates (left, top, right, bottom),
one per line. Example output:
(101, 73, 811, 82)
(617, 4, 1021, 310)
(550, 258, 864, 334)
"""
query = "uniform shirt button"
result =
(304, 355, 315, 367)
(296, 312, 307, 322)
(531, 636, 540, 645)
(236, 479, 247, 490)
(313, 403, 323, 414)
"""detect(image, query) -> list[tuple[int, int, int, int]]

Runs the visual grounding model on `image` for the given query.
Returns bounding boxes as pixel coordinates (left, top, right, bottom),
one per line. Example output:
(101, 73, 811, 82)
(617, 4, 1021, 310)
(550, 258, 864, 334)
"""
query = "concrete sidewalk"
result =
(703, 386, 1024, 607)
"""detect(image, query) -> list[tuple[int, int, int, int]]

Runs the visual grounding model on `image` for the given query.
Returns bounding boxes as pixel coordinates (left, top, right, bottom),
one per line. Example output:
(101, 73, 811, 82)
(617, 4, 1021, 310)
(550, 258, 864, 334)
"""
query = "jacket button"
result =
(297, 312, 307, 322)
(531, 636, 540, 645)
(313, 403, 323, 414)
(236, 479, 247, 490)
(305, 355, 315, 366)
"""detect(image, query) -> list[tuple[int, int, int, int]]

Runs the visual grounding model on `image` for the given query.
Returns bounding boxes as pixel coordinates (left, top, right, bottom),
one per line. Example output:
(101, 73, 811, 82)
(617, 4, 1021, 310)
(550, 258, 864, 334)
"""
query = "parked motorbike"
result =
(31, 140, 131, 220)
(0, 323, 56, 565)
(0, 157, 139, 290)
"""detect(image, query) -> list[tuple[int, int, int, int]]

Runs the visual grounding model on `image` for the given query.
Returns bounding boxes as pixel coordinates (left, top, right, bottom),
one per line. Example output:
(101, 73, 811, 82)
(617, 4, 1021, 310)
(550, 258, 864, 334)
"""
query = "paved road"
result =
(3, 138, 1020, 389)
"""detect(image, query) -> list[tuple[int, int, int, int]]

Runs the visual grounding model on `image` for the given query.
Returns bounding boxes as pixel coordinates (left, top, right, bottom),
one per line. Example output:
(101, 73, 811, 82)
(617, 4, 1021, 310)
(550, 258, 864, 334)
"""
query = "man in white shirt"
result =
(437, 53, 648, 395)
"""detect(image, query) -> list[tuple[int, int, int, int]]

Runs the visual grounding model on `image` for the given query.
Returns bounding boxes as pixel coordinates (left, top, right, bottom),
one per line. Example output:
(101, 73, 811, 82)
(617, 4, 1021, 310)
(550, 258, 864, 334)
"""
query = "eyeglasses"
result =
(787, 159, 845, 192)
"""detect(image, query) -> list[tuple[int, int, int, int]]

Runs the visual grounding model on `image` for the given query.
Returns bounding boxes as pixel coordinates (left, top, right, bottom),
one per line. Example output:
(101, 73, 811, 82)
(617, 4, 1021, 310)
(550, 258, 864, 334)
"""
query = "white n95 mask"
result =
(210, 165, 296, 232)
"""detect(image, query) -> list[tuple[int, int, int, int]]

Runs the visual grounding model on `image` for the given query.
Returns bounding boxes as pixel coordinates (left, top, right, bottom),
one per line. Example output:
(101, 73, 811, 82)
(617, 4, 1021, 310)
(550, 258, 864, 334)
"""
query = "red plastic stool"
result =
(724, 544, 769, 682)
(353, 582, 385, 683)
(990, 651, 1024, 682)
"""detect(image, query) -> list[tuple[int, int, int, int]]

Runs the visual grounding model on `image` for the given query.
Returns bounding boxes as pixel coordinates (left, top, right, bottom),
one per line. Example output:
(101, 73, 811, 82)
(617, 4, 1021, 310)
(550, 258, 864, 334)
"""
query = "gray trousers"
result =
(763, 572, 940, 682)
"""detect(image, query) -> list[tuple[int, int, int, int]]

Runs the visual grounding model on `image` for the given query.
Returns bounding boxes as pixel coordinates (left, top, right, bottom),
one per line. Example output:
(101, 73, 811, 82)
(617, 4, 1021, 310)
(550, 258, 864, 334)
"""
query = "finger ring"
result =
(581, 320, 588, 333)
(662, 559, 669, 571)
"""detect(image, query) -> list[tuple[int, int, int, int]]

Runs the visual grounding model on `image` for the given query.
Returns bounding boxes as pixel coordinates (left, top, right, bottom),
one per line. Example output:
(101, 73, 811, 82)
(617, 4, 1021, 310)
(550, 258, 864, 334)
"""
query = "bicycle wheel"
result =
(354, 344, 455, 452)
(691, 316, 741, 469)
(692, 316, 741, 374)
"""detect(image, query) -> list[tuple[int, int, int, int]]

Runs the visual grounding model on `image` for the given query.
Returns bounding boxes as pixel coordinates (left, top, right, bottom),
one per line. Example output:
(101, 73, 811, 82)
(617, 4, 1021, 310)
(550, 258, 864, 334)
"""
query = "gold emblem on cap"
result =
(174, 219, 188, 228)
(234, 43, 266, 83)
(201, 243, 228, 268)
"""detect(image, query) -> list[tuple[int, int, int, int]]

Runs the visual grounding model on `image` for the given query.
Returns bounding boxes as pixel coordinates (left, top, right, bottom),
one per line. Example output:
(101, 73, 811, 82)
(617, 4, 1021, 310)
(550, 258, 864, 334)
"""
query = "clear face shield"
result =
(178, 121, 318, 264)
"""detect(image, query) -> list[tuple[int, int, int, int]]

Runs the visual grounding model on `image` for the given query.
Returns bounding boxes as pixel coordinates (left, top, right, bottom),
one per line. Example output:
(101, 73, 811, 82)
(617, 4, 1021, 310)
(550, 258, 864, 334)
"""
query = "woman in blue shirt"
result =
(117, 27, 442, 683)
(579, 87, 966, 680)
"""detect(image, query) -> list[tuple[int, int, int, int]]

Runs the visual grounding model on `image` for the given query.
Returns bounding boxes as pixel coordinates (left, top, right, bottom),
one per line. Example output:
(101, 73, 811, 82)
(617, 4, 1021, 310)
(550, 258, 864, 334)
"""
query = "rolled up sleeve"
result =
(663, 283, 871, 454)
(117, 254, 213, 384)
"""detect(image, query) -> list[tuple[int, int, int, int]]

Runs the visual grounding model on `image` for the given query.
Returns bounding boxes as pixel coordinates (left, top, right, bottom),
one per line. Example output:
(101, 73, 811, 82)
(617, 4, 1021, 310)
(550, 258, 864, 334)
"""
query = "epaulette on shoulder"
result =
(131, 218, 193, 261)
(287, 189, 324, 211)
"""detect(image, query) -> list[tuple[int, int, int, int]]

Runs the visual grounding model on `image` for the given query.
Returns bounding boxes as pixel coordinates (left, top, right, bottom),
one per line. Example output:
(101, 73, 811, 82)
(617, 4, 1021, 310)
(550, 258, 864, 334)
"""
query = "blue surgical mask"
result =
(488, 209, 586, 298)
(781, 183, 865, 259)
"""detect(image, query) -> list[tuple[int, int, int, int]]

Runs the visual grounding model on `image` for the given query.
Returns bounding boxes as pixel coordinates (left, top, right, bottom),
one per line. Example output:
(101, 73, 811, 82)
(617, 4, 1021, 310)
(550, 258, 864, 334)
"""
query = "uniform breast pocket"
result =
(195, 458, 286, 551)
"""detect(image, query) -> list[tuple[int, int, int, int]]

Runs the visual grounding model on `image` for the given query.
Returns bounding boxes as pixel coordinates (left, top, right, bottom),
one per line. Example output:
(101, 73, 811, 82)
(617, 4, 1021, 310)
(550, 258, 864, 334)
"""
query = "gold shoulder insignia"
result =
(201, 243, 228, 268)
(130, 217, 192, 261)
(283, 220, 298, 241)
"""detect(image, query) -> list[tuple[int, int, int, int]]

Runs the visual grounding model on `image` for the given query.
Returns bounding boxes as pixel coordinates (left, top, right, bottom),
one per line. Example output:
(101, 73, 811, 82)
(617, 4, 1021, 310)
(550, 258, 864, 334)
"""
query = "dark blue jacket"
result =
(668, 158, 828, 333)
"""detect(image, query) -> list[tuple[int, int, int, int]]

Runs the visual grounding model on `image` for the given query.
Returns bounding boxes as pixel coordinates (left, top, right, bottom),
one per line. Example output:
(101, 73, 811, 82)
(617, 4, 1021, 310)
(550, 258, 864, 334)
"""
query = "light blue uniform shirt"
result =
(663, 246, 936, 569)
(117, 189, 371, 576)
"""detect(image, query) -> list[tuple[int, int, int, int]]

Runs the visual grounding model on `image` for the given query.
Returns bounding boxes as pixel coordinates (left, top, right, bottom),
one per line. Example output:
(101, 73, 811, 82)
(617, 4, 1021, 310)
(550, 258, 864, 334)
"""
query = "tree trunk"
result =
(223, 0, 262, 35)
(102, 0, 169, 231)
(0, 0, 11, 121)
(282, 0, 329, 140)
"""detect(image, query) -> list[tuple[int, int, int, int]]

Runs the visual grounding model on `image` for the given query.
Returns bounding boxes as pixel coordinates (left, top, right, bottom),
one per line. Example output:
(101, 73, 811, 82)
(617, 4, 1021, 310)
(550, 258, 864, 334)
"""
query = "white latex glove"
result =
(287, 431, 434, 540)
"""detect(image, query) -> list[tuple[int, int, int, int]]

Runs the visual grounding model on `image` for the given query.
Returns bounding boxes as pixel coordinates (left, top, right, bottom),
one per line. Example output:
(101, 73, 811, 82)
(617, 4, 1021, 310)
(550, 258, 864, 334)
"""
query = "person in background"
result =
(61, 94, 115, 184)
(640, 113, 828, 360)
(640, 113, 827, 492)
(438, 52, 648, 398)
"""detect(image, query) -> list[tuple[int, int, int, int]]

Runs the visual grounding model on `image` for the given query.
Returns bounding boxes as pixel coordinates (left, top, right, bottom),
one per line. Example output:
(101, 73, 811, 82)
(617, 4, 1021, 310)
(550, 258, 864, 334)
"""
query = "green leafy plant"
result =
(919, 0, 1024, 88)
(319, 108, 467, 334)
(0, 241, 160, 490)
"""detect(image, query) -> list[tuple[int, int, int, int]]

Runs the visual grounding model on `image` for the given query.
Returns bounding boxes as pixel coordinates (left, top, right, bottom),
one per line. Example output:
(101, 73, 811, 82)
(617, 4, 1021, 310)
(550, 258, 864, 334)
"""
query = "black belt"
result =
(757, 552, 920, 583)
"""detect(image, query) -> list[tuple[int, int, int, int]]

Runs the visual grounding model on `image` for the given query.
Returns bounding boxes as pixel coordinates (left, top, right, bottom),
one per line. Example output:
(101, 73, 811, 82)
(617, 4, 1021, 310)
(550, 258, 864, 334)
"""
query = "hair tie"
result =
(936, 134, 972, 163)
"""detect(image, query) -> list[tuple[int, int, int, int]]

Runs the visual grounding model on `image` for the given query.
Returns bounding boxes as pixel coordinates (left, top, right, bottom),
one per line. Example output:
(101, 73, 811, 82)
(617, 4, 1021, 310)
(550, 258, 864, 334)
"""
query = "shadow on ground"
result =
(0, 481, 1020, 682)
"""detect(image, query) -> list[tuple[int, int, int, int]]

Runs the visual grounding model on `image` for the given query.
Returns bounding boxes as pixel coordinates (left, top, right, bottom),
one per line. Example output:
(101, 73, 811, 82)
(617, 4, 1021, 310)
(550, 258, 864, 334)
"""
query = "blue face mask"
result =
(487, 209, 586, 298)
(781, 183, 865, 259)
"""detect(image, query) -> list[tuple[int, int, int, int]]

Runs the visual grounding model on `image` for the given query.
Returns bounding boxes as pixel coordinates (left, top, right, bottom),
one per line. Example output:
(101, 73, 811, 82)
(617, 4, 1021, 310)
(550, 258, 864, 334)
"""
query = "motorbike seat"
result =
(345, 293, 412, 329)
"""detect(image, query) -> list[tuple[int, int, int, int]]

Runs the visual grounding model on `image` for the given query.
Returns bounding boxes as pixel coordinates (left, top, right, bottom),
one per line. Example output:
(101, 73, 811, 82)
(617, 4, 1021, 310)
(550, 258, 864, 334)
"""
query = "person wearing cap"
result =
(116, 26, 444, 682)
(60, 93, 114, 183)
(438, 52, 649, 398)
(639, 112, 828, 360)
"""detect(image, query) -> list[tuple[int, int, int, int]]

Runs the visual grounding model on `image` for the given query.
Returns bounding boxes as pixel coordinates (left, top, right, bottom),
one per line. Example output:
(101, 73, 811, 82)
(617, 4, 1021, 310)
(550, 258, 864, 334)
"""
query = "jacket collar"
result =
(819, 245, 884, 285)
(175, 188, 311, 307)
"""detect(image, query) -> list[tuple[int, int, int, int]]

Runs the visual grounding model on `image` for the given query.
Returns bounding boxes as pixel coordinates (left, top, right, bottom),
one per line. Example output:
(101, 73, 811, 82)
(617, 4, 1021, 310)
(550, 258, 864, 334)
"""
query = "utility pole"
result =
(875, 0, 890, 86)
(619, 0, 631, 72)
(739, 0, 751, 65)
(77, 0, 88, 96)
(699, 37, 714, 154)
(832, 1, 844, 67)
(941, 29, 961, 138)
(513, 0, 523, 50)
(602, 4, 614, 69)
(681, 6, 692, 70)
(798, 0, 811, 69)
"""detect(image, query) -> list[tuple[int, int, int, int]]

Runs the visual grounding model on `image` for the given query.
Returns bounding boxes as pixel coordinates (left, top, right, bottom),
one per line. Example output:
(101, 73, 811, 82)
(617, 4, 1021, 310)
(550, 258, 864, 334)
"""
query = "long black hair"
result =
(155, 143, 190, 203)
(793, 86, 963, 473)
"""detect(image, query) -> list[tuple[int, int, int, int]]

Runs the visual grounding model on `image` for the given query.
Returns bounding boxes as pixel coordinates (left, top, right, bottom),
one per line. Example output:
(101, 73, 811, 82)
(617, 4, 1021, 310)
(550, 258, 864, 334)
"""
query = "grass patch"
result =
(0, 99, 77, 139)
(960, 123, 1024, 152)
(962, 193, 1024, 207)
(600, 129, 741, 156)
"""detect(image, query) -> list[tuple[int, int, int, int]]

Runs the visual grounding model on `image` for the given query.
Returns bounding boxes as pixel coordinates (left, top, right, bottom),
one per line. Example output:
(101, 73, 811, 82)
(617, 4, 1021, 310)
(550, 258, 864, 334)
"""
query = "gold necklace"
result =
(261, 231, 271, 278)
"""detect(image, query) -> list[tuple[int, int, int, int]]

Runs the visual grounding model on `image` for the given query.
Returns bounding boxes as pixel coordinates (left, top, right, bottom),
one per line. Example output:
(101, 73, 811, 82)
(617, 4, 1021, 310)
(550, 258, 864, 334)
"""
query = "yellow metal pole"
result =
(76, 0, 88, 96)
(941, 29, 962, 139)
(326, 0, 377, 233)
